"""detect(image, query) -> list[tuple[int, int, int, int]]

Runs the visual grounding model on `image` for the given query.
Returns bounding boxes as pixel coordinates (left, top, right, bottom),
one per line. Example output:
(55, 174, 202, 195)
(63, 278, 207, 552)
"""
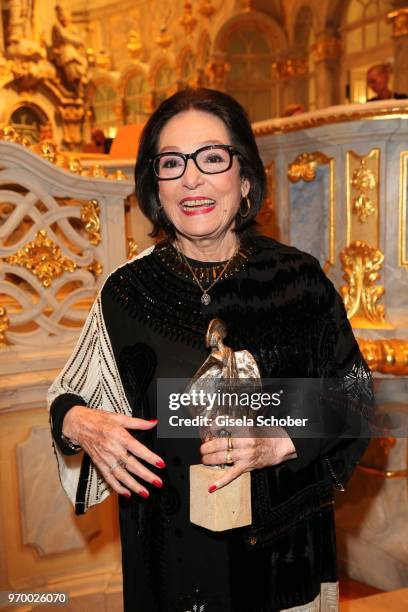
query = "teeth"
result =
(181, 199, 215, 208)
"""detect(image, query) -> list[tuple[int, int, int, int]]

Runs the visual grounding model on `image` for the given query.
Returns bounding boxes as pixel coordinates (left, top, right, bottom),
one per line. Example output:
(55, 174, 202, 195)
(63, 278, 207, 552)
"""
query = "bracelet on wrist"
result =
(61, 432, 81, 452)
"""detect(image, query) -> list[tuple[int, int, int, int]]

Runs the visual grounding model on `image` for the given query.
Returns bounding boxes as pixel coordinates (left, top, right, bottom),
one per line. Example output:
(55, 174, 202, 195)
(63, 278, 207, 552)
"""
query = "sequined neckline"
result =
(154, 239, 253, 287)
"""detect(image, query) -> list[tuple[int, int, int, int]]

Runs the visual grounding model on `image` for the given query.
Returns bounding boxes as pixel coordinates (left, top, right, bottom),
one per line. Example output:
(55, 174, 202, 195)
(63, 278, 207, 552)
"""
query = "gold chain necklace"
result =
(175, 240, 239, 305)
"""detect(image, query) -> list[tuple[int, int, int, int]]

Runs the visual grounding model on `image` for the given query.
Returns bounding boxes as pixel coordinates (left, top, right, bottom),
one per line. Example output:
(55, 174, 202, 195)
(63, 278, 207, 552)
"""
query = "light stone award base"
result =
(190, 464, 252, 531)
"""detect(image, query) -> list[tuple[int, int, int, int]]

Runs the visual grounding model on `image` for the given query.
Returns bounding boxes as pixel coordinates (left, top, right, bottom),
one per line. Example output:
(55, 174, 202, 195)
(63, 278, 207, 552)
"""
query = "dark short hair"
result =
(135, 88, 266, 238)
(367, 63, 390, 76)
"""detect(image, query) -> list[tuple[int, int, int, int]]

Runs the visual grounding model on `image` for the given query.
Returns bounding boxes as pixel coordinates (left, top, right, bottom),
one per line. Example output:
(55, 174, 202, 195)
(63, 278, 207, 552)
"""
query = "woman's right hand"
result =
(62, 405, 165, 498)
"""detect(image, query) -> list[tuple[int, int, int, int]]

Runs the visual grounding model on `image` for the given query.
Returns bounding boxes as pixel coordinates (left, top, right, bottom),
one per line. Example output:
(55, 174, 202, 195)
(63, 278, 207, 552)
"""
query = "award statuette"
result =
(188, 319, 261, 532)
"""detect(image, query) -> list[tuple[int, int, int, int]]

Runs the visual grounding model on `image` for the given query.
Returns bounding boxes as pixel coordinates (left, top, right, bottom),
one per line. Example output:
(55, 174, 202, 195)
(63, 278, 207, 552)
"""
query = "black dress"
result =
(50, 235, 372, 612)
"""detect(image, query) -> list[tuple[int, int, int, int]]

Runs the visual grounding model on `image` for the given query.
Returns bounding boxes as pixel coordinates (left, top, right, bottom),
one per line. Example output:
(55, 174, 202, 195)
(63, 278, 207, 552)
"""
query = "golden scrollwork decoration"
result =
(0, 124, 29, 146)
(288, 152, 331, 183)
(350, 159, 376, 222)
(198, 0, 217, 19)
(30, 140, 58, 163)
(311, 37, 342, 62)
(82, 164, 108, 179)
(81, 199, 101, 246)
(108, 170, 128, 181)
(204, 54, 230, 88)
(180, 1, 197, 36)
(5, 229, 77, 288)
(87, 259, 103, 277)
(272, 58, 308, 80)
(127, 237, 139, 260)
(155, 26, 172, 49)
(387, 8, 408, 37)
(0, 124, 126, 180)
(127, 30, 143, 63)
(0, 306, 10, 348)
(30, 140, 84, 174)
(340, 240, 391, 328)
(0, 54, 13, 79)
(356, 337, 408, 375)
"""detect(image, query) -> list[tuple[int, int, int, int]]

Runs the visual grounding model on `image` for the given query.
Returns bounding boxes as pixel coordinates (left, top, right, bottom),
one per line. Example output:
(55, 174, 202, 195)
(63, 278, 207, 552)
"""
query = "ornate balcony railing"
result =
(0, 138, 133, 348)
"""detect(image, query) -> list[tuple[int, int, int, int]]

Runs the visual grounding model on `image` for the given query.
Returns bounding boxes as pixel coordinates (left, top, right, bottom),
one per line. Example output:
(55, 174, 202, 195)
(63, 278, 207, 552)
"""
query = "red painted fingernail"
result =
(208, 484, 217, 493)
(121, 492, 131, 498)
(139, 490, 149, 498)
(153, 479, 163, 488)
(156, 460, 166, 468)
(149, 418, 158, 423)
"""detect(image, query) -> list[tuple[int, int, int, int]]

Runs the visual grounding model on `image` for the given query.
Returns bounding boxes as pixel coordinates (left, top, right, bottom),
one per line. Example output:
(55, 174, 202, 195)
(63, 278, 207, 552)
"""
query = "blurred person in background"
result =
(366, 63, 407, 101)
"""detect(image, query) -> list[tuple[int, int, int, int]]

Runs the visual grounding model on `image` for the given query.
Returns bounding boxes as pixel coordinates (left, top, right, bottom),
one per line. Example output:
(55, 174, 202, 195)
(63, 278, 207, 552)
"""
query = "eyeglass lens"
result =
(154, 146, 232, 179)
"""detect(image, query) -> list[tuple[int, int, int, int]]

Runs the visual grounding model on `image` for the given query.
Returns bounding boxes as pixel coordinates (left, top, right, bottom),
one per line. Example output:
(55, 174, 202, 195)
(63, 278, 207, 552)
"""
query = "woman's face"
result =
(156, 109, 249, 242)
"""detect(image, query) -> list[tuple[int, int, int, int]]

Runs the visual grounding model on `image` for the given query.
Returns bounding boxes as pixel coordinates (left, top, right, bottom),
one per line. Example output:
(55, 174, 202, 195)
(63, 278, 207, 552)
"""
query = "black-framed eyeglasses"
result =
(150, 144, 241, 180)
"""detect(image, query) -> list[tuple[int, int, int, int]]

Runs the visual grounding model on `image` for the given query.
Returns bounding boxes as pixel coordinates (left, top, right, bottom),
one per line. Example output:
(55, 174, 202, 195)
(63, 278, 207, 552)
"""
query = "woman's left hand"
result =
(200, 430, 297, 492)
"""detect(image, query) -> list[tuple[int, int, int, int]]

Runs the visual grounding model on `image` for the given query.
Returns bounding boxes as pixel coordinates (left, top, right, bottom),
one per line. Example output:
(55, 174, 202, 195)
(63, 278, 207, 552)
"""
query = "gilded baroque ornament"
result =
(6, 0, 46, 62)
(82, 164, 108, 178)
(127, 30, 143, 63)
(11, 57, 56, 91)
(288, 152, 331, 183)
(272, 58, 308, 80)
(198, 0, 217, 19)
(356, 337, 408, 376)
(0, 53, 14, 79)
(108, 170, 128, 181)
(30, 140, 82, 173)
(340, 241, 390, 328)
(4, 0, 56, 90)
(127, 237, 138, 259)
(58, 105, 85, 148)
(155, 26, 172, 49)
(5, 229, 77, 288)
(0, 306, 10, 348)
(0, 124, 29, 146)
(0, 126, 125, 180)
(205, 53, 230, 88)
(311, 37, 342, 62)
(81, 199, 101, 246)
(155, 3, 173, 50)
(87, 48, 111, 70)
(180, 2, 197, 36)
(2, 2, 89, 145)
(350, 159, 376, 222)
(88, 259, 103, 277)
(50, 2, 88, 97)
(387, 8, 408, 37)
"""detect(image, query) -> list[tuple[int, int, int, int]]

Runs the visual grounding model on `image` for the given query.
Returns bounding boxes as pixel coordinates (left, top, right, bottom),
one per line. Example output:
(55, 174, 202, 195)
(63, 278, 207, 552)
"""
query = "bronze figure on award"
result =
(188, 319, 261, 532)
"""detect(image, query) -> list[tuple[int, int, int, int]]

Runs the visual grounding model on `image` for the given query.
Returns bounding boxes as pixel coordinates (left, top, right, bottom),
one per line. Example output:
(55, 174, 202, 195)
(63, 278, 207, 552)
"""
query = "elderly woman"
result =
(48, 88, 372, 612)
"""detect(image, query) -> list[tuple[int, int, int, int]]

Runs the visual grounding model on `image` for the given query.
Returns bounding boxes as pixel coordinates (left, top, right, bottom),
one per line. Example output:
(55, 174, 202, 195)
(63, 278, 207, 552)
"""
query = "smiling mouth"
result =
(179, 198, 216, 211)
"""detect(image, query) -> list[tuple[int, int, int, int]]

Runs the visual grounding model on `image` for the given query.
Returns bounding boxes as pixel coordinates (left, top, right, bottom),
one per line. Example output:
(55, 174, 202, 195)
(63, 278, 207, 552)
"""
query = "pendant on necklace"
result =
(201, 292, 211, 306)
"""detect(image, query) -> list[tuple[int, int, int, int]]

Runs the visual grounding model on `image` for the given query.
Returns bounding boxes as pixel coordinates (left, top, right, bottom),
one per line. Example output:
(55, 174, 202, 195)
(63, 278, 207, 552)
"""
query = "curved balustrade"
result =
(0, 139, 133, 348)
